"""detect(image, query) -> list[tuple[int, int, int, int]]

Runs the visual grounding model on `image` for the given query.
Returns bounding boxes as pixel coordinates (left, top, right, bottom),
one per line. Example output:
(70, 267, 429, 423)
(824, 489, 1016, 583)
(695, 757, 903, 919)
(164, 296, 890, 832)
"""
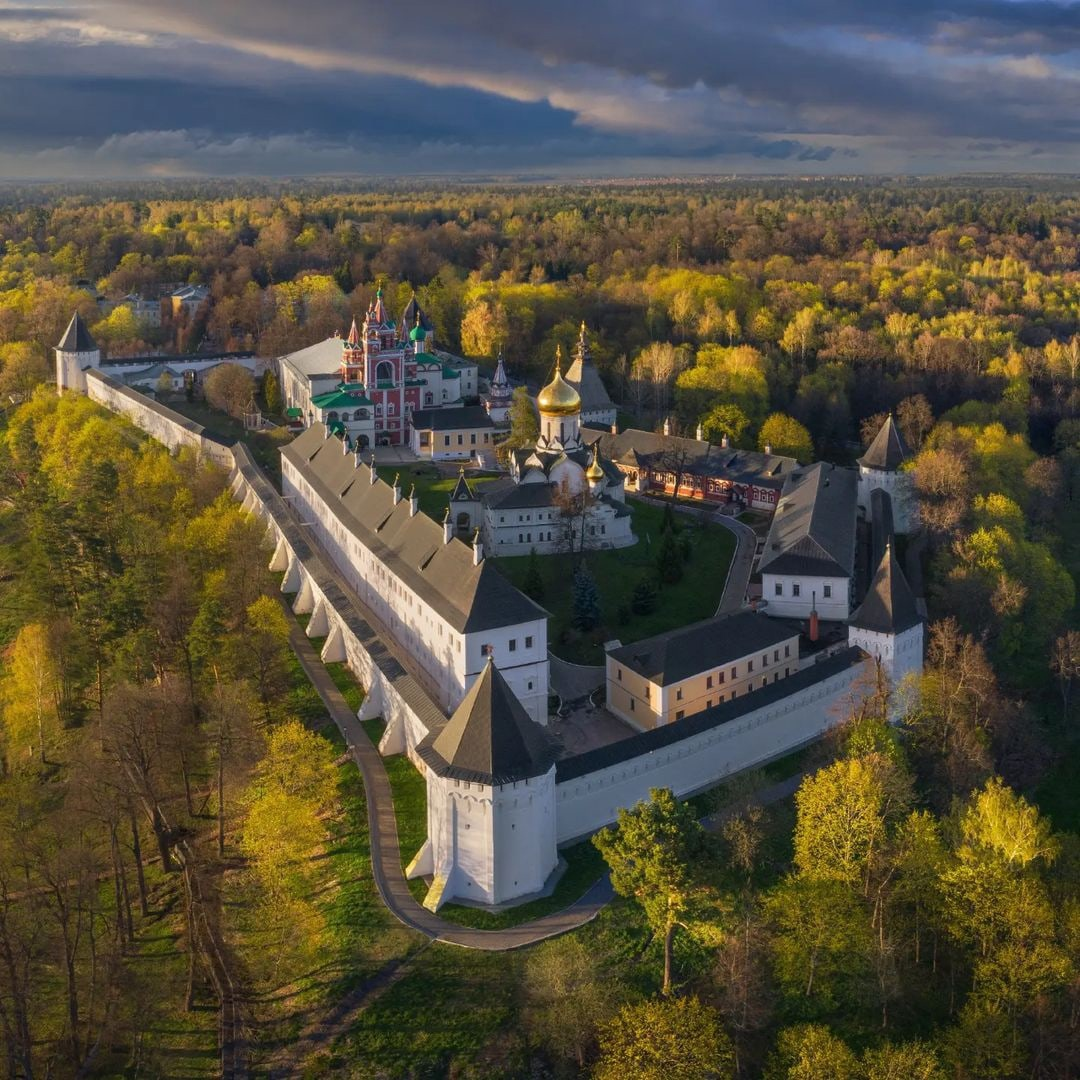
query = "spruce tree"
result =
(631, 576, 658, 614)
(655, 527, 684, 585)
(523, 547, 546, 602)
(571, 563, 601, 631)
(263, 368, 283, 416)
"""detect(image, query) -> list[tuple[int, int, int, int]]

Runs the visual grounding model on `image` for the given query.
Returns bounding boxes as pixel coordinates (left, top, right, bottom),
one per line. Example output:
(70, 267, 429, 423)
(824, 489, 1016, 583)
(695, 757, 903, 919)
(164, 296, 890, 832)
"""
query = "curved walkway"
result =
(289, 620, 613, 951)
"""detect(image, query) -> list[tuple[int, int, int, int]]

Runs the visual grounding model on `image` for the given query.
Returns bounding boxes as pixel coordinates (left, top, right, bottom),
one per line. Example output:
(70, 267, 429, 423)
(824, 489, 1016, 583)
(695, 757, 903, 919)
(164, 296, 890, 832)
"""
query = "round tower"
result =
(55, 312, 100, 393)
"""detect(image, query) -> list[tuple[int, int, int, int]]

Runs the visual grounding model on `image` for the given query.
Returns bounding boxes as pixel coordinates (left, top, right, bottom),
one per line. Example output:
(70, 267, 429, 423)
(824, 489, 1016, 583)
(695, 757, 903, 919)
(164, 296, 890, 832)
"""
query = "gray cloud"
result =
(1, 0, 1079, 175)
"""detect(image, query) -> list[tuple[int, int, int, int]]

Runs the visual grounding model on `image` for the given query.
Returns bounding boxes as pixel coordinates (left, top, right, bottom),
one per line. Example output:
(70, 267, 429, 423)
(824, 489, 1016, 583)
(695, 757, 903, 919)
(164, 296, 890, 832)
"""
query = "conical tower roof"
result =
(450, 468, 475, 501)
(859, 414, 910, 472)
(851, 542, 921, 635)
(346, 316, 361, 347)
(57, 312, 97, 353)
(419, 657, 556, 785)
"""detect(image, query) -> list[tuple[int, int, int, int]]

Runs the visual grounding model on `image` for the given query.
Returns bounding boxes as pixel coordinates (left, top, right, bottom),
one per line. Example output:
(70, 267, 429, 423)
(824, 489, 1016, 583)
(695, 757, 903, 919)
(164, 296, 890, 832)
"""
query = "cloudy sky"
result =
(3, 0, 1080, 177)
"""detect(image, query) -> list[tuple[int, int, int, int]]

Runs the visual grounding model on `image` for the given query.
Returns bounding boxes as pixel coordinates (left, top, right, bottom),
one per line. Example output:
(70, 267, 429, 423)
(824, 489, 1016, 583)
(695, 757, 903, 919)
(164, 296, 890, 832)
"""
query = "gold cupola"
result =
(585, 441, 605, 482)
(536, 345, 581, 417)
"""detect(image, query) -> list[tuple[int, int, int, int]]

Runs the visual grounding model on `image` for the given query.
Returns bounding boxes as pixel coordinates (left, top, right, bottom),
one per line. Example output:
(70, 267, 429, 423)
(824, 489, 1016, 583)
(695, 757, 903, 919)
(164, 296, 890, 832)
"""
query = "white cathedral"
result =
(449, 345, 637, 557)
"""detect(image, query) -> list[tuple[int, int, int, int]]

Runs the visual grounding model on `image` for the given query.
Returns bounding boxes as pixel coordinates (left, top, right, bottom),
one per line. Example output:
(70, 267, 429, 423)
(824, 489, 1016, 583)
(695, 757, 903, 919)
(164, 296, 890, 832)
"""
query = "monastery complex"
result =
(55, 306, 926, 913)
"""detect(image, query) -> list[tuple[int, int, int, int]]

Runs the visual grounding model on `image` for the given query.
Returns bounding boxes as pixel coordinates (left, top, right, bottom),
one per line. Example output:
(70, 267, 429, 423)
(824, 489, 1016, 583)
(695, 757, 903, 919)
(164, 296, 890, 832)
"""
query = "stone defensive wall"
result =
(85, 379, 872, 845)
(553, 648, 871, 844)
(86, 370, 235, 468)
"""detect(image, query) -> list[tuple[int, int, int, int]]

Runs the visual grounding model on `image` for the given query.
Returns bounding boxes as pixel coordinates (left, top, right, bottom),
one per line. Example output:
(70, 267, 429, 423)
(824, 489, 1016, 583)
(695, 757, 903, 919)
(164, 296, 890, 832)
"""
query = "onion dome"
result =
(585, 442, 605, 482)
(536, 345, 581, 416)
(409, 313, 427, 344)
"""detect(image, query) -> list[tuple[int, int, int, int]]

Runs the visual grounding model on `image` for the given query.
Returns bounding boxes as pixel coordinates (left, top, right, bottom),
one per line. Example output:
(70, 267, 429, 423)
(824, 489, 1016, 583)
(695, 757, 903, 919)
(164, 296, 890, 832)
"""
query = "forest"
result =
(0, 178, 1079, 1077)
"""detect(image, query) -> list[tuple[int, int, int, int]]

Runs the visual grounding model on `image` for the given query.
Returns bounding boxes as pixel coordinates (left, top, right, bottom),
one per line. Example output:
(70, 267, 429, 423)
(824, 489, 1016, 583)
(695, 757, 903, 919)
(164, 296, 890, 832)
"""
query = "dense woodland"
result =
(0, 180, 1079, 1077)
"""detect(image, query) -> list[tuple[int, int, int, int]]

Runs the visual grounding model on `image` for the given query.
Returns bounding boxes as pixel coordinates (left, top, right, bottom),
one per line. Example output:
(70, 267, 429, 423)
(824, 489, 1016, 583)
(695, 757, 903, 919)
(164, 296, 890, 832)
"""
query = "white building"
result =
(477, 349, 636, 556)
(411, 656, 559, 910)
(857, 414, 917, 534)
(759, 462, 859, 621)
(847, 541, 924, 696)
(483, 352, 512, 423)
(281, 422, 551, 723)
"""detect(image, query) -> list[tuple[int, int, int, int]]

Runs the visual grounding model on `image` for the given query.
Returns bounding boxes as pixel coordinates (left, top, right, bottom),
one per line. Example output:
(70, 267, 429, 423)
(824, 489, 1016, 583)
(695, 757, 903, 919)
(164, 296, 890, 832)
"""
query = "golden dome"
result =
(536, 345, 581, 416)
(585, 443, 605, 481)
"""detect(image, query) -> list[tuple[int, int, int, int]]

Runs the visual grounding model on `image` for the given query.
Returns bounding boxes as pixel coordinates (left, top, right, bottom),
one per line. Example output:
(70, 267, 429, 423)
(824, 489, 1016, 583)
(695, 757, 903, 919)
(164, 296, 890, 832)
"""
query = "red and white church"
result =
(277, 292, 478, 448)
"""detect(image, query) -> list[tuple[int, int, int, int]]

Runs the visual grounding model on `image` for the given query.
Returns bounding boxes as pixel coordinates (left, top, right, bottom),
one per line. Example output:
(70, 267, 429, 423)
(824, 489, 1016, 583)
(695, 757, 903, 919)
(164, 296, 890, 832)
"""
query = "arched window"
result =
(375, 404, 383, 417)
(353, 408, 369, 420)
(456, 511, 471, 535)
(387, 401, 395, 416)
(326, 411, 339, 421)
(424, 392, 434, 405)
(357, 434, 370, 449)
(375, 360, 394, 384)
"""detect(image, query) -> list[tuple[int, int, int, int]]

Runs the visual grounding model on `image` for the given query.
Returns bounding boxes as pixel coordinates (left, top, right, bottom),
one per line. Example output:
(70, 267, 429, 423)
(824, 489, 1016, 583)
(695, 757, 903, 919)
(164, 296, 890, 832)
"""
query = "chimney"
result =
(472, 529, 483, 565)
(809, 591, 819, 642)
(443, 509, 453, 544)
(696, 423, 704, 442)
(610, 422, 618, 435)
(342, 432, 351, 455)
(409, 484, 419, 516)
(721, 433, 729, 449)
(764, 443, 772, 456)
(323, 423, 331, 440)
(392, 473, 401, 504)
(369, 455, 377, 485)
(354, 442, 364, 468)
(662, 417, 671, 436)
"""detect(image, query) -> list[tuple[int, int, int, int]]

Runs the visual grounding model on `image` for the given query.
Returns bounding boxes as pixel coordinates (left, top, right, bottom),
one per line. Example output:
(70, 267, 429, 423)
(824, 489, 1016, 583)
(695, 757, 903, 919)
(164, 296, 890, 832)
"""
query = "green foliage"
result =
(522, 547, 545, 601)
(262, 367, 283, 415)
(595, 997, 735, 1080)
(758, 412, 814, 462)
(630, 575, 658, 614)
(571, 562, 601, 631)
(654, 526, 684, 584)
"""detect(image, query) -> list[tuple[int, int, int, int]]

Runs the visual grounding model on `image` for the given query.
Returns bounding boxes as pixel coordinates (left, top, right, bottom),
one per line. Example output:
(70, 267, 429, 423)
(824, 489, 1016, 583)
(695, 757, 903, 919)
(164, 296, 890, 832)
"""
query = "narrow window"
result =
(793, 582, 801, 597)
(823, 584, 832, 598)
(509, 639, 516, 652)
(525, 636, 533, 648)
(775, 582, 783, 596)
(675, 710, 685, 721)
(706, 675, 713, 689)
(676, 688, 683, 701)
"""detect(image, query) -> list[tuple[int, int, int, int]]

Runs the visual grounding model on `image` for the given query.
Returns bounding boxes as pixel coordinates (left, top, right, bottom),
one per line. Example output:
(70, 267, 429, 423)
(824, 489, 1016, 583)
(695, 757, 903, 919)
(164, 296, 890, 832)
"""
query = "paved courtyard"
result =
(548, 699, 638, 757)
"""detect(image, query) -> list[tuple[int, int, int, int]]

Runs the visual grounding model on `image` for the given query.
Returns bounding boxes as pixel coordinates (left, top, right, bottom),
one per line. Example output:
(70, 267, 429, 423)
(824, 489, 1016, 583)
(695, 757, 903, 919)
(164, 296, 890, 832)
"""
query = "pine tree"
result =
(631, 576, 658, 614)
(571, 563, 601, 631)
(655, 527, 684, 585)
(523, 548, 546, 602)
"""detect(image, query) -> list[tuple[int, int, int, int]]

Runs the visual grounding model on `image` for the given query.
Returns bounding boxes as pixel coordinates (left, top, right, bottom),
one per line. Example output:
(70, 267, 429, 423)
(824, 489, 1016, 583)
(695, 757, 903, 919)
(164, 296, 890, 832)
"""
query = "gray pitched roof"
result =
(487, 483, 557, 510)
(850, 543, 921, 635)
(758, 463, 858, 578)
(859, 414, 910, 471)
(279, 336, 345, 378)
(410, 405, 493, 432)
(564, 354, 616, 415)
(417, 658, 557, 784)
(281, 424, 547, 633)
(57, 312, 97, 353)
(450, 471, 475, 501)
(607, 611, 799, 687)
(583, 426, 799, 490)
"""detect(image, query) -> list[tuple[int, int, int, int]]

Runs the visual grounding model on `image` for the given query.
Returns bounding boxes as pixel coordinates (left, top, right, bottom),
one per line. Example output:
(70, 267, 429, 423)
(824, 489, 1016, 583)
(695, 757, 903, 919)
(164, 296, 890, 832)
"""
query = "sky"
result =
(3, 0, 1080, 178)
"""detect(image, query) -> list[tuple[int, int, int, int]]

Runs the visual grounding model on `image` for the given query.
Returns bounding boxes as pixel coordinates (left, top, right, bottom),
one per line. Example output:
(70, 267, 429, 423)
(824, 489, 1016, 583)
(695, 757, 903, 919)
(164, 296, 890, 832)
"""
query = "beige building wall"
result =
(606, 631, 801, 730)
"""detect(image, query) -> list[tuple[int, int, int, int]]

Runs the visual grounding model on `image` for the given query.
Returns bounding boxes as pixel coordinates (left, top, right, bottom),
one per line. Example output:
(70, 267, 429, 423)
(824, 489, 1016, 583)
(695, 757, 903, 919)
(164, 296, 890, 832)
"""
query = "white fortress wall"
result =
(86, 370, 235, 468)
(554, 649, 872, 845)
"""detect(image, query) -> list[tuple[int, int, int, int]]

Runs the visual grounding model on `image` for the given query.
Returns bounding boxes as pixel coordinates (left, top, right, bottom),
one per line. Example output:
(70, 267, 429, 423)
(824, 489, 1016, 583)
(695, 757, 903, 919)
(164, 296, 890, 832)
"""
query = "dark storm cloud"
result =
(2, 0, 1080, 174)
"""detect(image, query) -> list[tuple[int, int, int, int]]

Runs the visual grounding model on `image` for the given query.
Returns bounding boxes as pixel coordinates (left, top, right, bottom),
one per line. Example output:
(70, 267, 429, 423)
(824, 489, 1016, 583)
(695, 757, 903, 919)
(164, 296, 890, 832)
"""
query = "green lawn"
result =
(375, 463, 501, 521)
(495, 498, 737, 664)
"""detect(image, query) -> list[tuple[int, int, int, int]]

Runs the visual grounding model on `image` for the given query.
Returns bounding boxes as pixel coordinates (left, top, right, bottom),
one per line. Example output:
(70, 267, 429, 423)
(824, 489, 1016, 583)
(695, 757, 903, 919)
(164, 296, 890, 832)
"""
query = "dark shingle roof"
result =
(488, 483, 557, 510)
(859, 415, 910, 471)
(450, 471, 475, 501)
(850, 543, 921, 635)
(281, 424, 547, 633)
(583, 426, 799, 490)
(564, 354, 616, 415)
(758, 463, 858, 578)
(410, 405, 493, 432)
(57, 312, 97, 353)
(417, 658, 557, 785)
(607, 611, 799, 686)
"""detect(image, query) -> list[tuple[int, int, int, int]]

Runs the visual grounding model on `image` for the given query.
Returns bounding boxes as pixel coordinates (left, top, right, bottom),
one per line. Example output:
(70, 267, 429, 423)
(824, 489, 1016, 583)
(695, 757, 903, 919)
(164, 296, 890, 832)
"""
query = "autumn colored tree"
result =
(758, 413, 813, 462)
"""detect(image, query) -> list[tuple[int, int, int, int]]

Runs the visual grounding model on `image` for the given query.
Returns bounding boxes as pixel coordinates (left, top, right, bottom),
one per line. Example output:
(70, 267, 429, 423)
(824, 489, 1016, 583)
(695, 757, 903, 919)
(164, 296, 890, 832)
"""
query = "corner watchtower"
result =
(55, 312, 100, 393)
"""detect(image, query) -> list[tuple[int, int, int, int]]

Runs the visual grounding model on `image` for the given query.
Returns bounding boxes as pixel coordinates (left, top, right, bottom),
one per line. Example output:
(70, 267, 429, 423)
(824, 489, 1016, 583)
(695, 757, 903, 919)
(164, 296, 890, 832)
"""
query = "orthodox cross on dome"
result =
(576, 320, 591, 363)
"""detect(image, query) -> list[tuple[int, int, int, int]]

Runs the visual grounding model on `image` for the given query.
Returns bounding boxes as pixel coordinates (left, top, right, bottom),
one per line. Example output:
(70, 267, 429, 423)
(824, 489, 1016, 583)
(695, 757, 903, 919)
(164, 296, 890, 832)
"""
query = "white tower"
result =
(55, 312, 100, 393)
(857, 415, 917, 534)
(411, 656, 558, 911)
(535, 345, 582, 453)
(848, 541, 924, 710)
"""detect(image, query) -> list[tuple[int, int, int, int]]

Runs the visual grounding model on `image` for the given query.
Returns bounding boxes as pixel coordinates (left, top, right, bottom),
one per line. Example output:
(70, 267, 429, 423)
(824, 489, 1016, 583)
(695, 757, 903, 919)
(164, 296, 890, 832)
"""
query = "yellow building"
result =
(606, 612, 801, 730)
